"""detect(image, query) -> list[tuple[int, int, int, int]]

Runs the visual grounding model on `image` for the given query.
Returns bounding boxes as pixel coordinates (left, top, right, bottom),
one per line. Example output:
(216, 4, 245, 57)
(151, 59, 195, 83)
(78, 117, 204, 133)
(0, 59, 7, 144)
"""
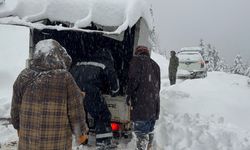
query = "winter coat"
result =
(169, 56, 179, 76)
(127, 54, 161, 121)
(11, 39, 87, 150)
(70, 49, 119, 121)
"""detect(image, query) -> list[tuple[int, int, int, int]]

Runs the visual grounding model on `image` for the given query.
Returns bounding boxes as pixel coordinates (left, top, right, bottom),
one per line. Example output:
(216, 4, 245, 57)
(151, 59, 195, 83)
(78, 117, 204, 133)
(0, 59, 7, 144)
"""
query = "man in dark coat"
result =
(70, 49, 119, 147)
(11, 39, 88, 150)
(169, 50, 179, 85)
(127, 46, 161, 150)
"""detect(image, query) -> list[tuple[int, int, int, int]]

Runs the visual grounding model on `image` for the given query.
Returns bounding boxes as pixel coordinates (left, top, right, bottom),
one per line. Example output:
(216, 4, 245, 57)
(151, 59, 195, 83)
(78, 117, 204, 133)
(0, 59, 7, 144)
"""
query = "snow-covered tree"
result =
(205, 44, 216, 71)
(199, 39, 205, 51)
(231, 54, 245, 75)
(215, 58, 227, 72)
(245, 67, 250, 77)
(199, 40, 227, 72)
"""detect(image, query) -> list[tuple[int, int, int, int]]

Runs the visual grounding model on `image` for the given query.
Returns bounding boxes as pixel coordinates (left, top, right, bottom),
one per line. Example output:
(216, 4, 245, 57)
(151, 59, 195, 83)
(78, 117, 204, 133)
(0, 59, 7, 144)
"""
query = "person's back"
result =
(127, 46, 160, 150)
(71, 49, 118, 95)
(11, 39, 87, 150)
(127, 54, 160, 121)
(70, 48, 119, 147)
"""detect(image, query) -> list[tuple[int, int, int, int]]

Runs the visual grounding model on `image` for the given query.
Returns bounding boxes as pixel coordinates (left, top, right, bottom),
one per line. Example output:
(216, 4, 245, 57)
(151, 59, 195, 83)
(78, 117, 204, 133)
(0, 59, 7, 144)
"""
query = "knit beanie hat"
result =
(135, 46, 150, 56)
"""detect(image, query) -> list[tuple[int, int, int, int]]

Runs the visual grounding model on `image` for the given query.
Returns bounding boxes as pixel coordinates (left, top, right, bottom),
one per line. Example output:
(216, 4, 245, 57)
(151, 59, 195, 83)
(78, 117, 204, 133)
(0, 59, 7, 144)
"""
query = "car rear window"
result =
(177, 53, 202, 62)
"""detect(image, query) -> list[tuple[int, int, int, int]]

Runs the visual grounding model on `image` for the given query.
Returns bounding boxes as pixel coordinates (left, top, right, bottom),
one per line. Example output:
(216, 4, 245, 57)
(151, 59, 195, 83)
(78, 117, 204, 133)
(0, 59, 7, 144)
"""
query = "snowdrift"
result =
(153, 53, 250, 150)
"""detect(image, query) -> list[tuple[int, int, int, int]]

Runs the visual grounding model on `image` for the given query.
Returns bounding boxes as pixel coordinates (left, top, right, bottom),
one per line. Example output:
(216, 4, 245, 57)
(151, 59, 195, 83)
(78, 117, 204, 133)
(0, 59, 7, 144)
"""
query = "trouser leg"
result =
(173, 75, 176, 84)
(95, 97, 114, 148)
(147, 133, 154, 150)
(169, 74, 177, 85)
(95, 120, 112, 145)
(169, 76, 174, 85)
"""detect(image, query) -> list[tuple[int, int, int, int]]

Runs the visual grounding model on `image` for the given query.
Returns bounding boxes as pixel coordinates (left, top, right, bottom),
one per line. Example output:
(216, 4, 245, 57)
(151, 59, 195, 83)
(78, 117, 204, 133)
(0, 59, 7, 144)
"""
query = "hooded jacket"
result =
(11, 39, 87, 150)
(127, 47, 161, 121)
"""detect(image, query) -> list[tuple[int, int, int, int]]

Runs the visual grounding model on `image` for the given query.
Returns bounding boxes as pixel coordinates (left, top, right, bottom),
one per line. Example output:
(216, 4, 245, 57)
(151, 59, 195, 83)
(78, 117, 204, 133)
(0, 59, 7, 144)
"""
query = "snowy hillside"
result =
(1, 26, 250, 149)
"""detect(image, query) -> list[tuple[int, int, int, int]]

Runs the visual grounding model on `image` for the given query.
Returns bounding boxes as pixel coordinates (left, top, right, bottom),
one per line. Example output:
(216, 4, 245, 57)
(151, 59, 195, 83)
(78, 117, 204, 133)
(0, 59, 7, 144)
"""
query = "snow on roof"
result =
(0, 0, 153, 34)
(181, 47, 203, 51)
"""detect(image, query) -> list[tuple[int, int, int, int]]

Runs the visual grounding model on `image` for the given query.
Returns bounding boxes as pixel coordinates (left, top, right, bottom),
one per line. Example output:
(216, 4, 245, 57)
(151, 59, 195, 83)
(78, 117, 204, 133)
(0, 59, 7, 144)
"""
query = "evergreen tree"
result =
(245, 66, 250, 77)
(206, 44, 215, 71)
(199, 40, 227, 72)
(199, 39, 205, 51)
(215, 58, 227, 71)
(213, 47, 220, 69)
(232, 54, 245, 75)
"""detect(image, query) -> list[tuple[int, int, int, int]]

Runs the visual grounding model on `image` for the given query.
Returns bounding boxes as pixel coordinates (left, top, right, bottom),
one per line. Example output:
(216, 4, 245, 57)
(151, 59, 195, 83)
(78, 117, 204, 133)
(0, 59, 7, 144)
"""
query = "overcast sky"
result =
(147, 0, 250, 64)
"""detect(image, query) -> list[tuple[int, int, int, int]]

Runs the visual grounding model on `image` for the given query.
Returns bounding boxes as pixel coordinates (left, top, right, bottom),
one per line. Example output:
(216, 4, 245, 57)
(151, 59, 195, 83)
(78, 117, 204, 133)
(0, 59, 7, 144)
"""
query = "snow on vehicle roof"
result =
(181, 47, 203, 51)
(0, 0, 153, 34)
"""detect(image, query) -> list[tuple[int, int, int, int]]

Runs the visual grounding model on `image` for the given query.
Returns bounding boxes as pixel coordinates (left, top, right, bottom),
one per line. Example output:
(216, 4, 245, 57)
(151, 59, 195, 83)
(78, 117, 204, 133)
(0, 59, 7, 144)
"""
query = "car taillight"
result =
(198, 61, 205, 68)
(111, 123, 120, 131)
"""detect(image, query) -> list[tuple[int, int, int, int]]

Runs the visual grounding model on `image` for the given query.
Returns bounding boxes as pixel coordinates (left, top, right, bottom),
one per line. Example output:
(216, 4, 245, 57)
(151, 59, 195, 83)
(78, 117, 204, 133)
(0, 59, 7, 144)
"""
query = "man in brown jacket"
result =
(127, 46, 161, 150)
(11, 39, 88, 150)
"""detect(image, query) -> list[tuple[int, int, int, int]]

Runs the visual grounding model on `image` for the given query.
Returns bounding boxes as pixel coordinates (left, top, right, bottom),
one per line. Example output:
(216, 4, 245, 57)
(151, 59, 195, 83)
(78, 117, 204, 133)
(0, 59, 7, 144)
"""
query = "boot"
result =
(136, 134, 149, 150)
(147, 133, 154, 150)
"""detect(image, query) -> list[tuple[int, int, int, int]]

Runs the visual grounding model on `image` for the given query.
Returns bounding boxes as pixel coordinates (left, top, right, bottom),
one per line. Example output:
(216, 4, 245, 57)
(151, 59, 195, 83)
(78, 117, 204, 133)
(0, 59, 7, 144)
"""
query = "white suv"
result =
(177, 51, 208, 78)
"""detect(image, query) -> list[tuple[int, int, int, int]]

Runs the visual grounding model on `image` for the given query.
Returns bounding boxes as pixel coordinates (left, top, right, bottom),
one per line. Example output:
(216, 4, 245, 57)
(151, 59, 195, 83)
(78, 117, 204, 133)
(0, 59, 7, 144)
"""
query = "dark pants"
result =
(133, 119, 156, 150)
(134, 119, 156, 135)
(84, 89, 111, 123)
(84, 89, 112, 145)
(169, 72, 177, 85)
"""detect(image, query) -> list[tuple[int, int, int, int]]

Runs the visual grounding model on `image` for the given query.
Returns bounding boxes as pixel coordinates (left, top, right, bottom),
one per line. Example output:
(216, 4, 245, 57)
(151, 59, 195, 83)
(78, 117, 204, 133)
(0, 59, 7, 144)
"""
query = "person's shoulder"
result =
(17, 68, 35, 79)
(149, 58, 160, 70)
(150, 58, 159, 65)
(58, 70, 75, 84)
(130, 56, 142, 63)
(46, 69, 71, 81)
(59, 70, 71, 77)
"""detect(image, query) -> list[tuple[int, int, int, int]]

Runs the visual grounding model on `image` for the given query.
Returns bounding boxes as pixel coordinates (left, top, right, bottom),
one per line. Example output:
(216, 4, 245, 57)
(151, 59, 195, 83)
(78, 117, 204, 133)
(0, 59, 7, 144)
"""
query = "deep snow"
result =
(1, 25, 250, 149)
(152, 53, 250, 150)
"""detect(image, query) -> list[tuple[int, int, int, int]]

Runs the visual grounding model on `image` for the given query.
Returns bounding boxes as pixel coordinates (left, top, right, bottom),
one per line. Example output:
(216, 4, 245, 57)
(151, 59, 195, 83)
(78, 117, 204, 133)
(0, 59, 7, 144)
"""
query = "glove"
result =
(78, 126, 89, 145)
(78, 134, 88, 145)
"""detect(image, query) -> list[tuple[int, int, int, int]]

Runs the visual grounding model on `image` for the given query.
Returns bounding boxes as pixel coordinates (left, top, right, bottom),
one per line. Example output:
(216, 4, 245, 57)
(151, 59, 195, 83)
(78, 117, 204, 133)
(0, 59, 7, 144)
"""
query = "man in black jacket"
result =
(70, 49, 119, 147)
(127, 46, 161, 150)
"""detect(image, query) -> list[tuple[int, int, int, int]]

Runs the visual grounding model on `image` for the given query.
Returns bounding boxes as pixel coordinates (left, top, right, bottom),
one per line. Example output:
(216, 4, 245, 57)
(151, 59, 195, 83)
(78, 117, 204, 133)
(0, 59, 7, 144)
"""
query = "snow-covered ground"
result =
(151, 52, 250, 150)
(1, 25, 250, 149)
